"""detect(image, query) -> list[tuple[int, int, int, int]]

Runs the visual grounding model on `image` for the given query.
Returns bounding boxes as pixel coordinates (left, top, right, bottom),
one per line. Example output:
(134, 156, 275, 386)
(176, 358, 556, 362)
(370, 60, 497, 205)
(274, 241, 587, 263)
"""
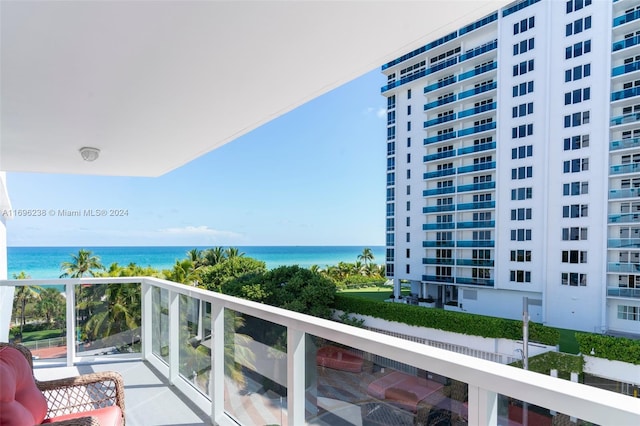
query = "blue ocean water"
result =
(8, 246, 385, 279)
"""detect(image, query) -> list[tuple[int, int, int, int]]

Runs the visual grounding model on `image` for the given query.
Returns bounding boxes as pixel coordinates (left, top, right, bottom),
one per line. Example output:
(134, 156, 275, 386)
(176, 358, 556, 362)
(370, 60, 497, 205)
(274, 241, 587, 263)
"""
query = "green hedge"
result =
(334, 295, 560, 345)
(576, 332, 640, 365)
(510, 351, 584, 377)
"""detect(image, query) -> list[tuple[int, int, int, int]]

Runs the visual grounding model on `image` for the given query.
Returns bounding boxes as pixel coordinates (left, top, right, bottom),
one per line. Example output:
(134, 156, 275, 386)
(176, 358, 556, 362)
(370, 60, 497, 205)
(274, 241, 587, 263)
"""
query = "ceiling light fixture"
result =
(79, 147, 100, 162)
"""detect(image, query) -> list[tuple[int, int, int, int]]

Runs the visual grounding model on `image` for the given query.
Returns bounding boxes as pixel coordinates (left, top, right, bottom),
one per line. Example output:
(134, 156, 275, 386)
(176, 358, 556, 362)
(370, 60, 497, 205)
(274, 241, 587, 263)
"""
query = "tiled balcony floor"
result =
(34, 356, 212, 426)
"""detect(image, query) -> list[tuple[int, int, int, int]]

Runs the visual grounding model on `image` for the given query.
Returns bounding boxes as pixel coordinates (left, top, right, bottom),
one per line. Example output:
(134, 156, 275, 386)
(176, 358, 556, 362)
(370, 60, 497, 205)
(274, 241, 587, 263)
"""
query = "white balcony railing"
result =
(1, 277, 639, 426)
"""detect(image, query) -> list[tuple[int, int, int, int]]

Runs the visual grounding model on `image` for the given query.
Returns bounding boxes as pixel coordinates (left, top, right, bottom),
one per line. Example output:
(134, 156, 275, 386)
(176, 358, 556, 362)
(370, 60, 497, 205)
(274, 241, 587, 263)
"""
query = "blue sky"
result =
(6, 69, 387, 247)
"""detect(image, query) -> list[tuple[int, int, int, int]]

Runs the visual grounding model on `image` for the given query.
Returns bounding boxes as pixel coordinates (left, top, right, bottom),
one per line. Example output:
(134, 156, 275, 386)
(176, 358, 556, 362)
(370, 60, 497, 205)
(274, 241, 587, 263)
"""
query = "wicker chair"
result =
(0, 342, 125, 425)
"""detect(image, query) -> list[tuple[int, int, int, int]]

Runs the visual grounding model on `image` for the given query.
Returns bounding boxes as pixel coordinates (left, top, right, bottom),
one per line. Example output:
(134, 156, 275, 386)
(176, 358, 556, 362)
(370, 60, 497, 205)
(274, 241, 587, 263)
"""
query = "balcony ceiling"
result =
(1, 0, 508, 177)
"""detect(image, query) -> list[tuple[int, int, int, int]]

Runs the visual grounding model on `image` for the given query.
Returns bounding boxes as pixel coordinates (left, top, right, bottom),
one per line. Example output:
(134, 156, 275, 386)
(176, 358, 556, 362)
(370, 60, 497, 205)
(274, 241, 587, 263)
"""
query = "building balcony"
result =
(612, 34, 640, 52)
(611, 87, 640, 102)
(607, 286, 640, 299)
(424, 149, 456, 162)
(423, 222, 455, 230)
(609, 212, 640, 223)
(457, 61, 497, 82)
(456, 220, 495, 229)
(423, 76, 456, 94)
(457, 161, 496, 174)
(457, 181, 496, 192)
(424, 168, 456, 179)
(424, 95, 457, 111)
(424, 113, 456, 128)
(608, 262, 640, 273)
(422, 258, 455, 265)
(423, 186, 456, 196)
(611, 162, 640, 175)
(612, 60, 640, 77)
(457, 240, 495, 247)
(423, 204, 456, 213)
(610, 137, 640, 151)
(457, 200, 495, 210)
(457, 81, 497, 100)
(609, 188, 640, 199)
(0, 277, 637, 426)
(424, 132, 456, 145)
(457, 122, 496, 137)
(457, 141, 496, 156)
(423, 240, 455, 247)
(456, 277, 494, 287)
(609, 238, 640, 248)
(613, 9, 640, 27)
(459, 40, 497, 63)
(457, 102, 496, 119)
(456, 259, 494, 267)
(610, 111, 640, 125)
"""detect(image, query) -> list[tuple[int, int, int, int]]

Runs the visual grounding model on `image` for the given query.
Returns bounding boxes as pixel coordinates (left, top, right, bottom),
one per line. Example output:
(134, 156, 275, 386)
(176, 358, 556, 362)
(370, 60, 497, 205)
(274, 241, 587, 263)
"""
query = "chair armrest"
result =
(37, 371, 125, 422)
(43, 416, 101, 426)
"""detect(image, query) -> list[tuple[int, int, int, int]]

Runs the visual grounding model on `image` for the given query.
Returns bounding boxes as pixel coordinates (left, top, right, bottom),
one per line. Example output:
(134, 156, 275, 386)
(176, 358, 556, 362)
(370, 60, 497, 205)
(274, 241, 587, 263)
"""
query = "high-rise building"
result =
(383, 0, 640, 335)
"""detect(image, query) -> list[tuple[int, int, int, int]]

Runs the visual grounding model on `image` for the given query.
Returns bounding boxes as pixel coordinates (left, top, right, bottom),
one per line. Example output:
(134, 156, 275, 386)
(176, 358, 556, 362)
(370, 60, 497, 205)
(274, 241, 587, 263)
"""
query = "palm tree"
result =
(35, 288, 65, 326)
(85, 283, 141, 343)
(358, 248, 375, 268)
(164, 259, 200, 285)
(224, 247, 244, 259)
(187, 248, 206, 268)
(59, 249, 105, 278)
(12, 271, 42, 338)
(203, 247, 226, 266)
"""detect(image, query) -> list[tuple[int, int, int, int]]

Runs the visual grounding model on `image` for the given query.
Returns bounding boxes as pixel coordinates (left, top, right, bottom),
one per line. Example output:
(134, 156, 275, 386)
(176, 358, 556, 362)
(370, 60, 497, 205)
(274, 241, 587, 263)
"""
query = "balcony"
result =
(457, 81, 497, 100)
(457, 161, 496, 174)
(611, 162, 640, 174)
(424, 132, 456, 145)
(613, 9, 640, 27)
(456, 220, 495, 229)
(608, 262, 640, 273)
(423, 77, 456, 94)
(458, 61, 497, 82)
(422, 258, 455, 265)
(458, 40, 497, 62)
(610, 111, 640, 125)
(456, 259, 494, 267)
(457, 141, 496, 156)
(423, 187, 456, 196)
(456, 277, 494, 287)
(612, 60, 640, 77)
(607, 287, 640, 298)
(423, 204, 456, 213)
(0, 277, 638, 426)
(610, 137, 640, 151)
(457, 122, 496, 137)
(457, 240, 495, 247)
(424, 113, 456, 128)
(457, 200, 495, 210)
(424, 150, 455, 162)
(457, 102, 496, 119)
(611, 87, 640, 102)
(424, 95, 457, 111)
(609, 238, 640, 248)
(609, 212, 640, 223)
(423, 240, 455, 247)
(609, 188, 640, 199)
(423, 222, 455, 230)
(457, 181, 495, 192)
(424, 168, 456, 179)
(612, 35, 640, 52)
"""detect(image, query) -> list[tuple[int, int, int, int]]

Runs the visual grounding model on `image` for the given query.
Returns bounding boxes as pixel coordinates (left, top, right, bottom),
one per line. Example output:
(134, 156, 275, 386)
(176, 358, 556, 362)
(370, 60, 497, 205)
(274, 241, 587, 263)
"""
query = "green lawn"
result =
(11, 329, 65, 342)
(557, 328, 580, 354)
(338, 286, 410, 303)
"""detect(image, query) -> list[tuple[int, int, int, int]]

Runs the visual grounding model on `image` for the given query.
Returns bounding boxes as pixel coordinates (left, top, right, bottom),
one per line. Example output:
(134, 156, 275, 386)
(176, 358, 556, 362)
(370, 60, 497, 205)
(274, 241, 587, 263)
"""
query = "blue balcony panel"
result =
(458, 141, 496, 155)
(610, 137, 640, 151)
(423, 222, 456, 230)
(612, 60, 640, 77)
(457, 201, 495, 210)
(458, 81, 497, 100)
(607, 287, 640, 298)
(382, 31, 457, 70)
(424, 132, 457, 145)
(611, 112, 640, 125)
(458, 62, 497, 82)
(458, 122, 496, 137)
(459, 40, 497, 62)
(608, 263, 640, 273)
(424, 114, 456, 128)
(456, 277, 494, 287)
(422, 275, 455, 283)
(608, 213, 640, 223)
(459, 13, 498, 36)
(458, 102, 496, 119)
(456, 220, 495, 229)
(456, 259, 494, 267)
(612, 35, 640, 52)
(457, 181, 496, 192)
(425, 95, 457, 111)
(611, 163, 640, 175)
(423, 241, 455, 248)
(502, 0, 540, 17)
(424, 168, 456, 179)
(613, 9, 640, 27)
(458, 161, 496, 174)
(423, 187, 456, 196)
(423, 258, 455, 265)
(424, 150, 456, 162)
(424, 77, 456, 94)
(426, 57, 458, 76)
(608, 238, 640, 248)
(610, 188, 640, 199)
(423, 205, 456, 213)
(457, 240, 495, 247)
(611, 87, 640, 102)
(381, 69, 427, 93)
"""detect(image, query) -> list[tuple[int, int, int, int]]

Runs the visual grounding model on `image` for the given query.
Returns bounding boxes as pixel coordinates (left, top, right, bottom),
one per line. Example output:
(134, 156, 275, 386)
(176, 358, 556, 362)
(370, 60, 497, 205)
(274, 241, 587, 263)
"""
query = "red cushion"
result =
(43, 406, 123, 426)
(0, 346, 48, 426)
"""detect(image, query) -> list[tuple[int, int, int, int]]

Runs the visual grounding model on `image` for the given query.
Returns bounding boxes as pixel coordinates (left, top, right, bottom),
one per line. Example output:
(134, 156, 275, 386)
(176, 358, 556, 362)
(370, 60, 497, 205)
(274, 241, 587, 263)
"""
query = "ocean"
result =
(7, 246, 386, 279)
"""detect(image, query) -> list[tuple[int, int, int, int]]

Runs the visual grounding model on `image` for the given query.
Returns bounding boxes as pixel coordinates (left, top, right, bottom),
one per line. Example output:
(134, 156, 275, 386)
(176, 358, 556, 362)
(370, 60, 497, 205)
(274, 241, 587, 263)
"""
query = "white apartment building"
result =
(383, 0, 640, 336)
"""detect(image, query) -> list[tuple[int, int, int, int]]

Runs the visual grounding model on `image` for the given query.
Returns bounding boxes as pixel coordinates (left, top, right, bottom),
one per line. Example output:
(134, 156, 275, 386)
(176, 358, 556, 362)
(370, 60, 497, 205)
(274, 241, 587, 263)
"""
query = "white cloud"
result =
(160, 225, 242, 240)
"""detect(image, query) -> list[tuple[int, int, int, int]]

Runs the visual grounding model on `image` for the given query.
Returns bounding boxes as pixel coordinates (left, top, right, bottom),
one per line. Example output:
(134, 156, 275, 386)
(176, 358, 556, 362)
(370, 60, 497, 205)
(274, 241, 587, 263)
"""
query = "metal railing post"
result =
(65, 283, 75, 366)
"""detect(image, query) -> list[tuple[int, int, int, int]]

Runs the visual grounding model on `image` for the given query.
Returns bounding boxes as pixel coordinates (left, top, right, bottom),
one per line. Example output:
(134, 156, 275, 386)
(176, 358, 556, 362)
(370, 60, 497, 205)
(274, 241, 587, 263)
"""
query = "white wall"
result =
(584, 355, 640, 387)
(0, 171, 13, 342)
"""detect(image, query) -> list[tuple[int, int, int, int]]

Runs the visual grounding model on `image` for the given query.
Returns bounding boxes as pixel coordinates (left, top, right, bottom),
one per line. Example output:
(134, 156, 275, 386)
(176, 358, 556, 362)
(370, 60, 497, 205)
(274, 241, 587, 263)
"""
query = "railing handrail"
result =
(1, 277, 638, 424)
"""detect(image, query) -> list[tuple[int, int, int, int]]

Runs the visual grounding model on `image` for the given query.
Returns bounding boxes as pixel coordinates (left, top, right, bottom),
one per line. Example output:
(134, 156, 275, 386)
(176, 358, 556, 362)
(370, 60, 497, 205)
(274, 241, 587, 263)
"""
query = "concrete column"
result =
(287, 328, 305, 426)
(210, 303, 224, 424)
(468, 384, 498, 426)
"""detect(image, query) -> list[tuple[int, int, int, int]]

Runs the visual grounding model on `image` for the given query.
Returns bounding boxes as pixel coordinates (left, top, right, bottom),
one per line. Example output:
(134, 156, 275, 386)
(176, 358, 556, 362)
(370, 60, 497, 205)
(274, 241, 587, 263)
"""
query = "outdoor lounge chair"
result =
(0, 342, 125, 426)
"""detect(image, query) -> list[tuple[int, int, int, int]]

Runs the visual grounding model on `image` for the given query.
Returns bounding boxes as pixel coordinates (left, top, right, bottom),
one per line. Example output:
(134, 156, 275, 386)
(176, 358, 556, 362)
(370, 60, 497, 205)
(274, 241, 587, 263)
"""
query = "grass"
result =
(11, 329, 65, 342)
(557, 328, 580, 354)
(338, 286, 410, 302)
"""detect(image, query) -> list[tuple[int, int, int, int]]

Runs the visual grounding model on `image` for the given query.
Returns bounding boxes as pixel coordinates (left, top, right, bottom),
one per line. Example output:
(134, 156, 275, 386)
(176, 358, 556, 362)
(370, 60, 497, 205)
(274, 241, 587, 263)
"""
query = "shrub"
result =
(576, 332, 640, 365)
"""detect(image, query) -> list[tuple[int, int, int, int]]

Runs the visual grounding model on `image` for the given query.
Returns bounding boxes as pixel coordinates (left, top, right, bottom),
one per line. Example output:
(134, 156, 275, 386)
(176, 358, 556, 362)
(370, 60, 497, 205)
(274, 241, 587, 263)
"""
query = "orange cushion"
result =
(43, 406, 123, 426)
(0, 346, 48, 426)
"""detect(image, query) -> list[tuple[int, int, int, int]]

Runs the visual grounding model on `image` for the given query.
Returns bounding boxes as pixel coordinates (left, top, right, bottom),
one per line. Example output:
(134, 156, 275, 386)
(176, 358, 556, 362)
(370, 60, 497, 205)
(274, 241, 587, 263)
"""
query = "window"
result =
(387, 95, 396, 110)
(437, 214, 453, 223)
(407, 153, 411, 163)
(562, 250, 587, 263)
(407, 89, 412, 99)
(406, 264, 410, 274)
(387, 172, 395, 185)
(561, 272, 587, 287)
(386, 248, 394, 262)
(386, 263, 394, 276)
(386, 233, 394, 245)
(386, 218, 394, 231)
(512, 102, 534, 117)
(618, 305, 640, 321)
(565, 40, 591, 59)
(387, 141, 395, 155)
(566, 0, 592, 14)
(565, 63, 591, 82)
(563, 181, 589, 196)
(387, 126, 395, 141)
(407, 121, 411, 131)
(512, 123, 534, 138)
(564, 87, 591, 105)
(406, 185, 410, 195)
(407, 105, 412, 115)
(563, 111, 590, 128)
(513, 59, 534, 76)
(406, 217, 410, 227)
(513, 38, 535, 55)
(510, 250, 532, 262)
(510, 228, 532, 241)
(473, 174, 492, 183)
(406, 169, 411, 179)
(407, 137, 411, 147)
(473, 211, 491, 221)
(406, 247, 410, 256)
(386, 203, 394, 216)
(387, 157, 395, 171)
(510, 208, 532, 221)
(563, 158, 589, 173)
(510, 270, 531, 283)
(566, 16, 592, 36)
(562, 204, 588, 218)
(473, 230, 491, 240)
(437, 231, 453, 241)
(472, 268, 491, 279)
(513, 81, 534, 97)
(473, 193, 492, 202)
(512, 145, 533, 159)
(562, 227, 588, 241)
(513, 16, 535, 35)
(406, 201, 411, 211)
(386, 187, 395, 202)
(430, 47, 461, 64)
(563, 134, 589, 151)
(511, 187, 533, 200)
(511, 166, 533, 180)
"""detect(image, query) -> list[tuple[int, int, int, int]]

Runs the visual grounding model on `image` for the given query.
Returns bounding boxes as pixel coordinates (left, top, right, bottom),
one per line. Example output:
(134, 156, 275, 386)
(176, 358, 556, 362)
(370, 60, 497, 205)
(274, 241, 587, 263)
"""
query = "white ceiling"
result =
(1, 0, 509, 177)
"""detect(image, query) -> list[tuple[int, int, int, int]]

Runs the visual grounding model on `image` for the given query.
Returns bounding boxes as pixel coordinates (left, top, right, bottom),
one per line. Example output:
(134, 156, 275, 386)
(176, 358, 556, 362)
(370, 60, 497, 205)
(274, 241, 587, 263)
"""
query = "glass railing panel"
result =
(423, 187, 456, 196)
(457, 181, 496, 192)
(456, 220, 495, 228)
(424, 95, 457, 111)
(457, 141, 496, 155)
(611, 163, 640, 174)
(423, 205, 456, 213)
(456, 259, 494, 267)
(457, 102, 496, 119)
(152, 286, 169, 363)
(609, 188, 640, 199)
(458, 161, 496, 173)
(424, 150, 456, 162)
(422, 275, 455, 283)
(10, 284, 68, 360)
(424, 132, 457, 145)
(498, 395, 597, 426)
(424, 77, 456, 94)
(457, 201, 495, 210)
(607, 262, 640, 273)
(423, 258, 455, 265)
(611, 87, 640, 102)
(224, 309, 287, 425)
(456, 277, 494, 286)
(457, 123, 496, 137)
(178, 295, 210, 395)
(612, 34, 640, 52)
(424, 168, 456, 179)
(423, 241, 455, 248)
(607, 287, 640, 298)
(609, 212, 640, 223)
(423, 222, 456, 230)
(424, 114, 456, 128)
(458, 82, 497, 100)
(459, 40, 497, 62)
(458, 61, 497, 81)
(612, 60, 640, 77)
(610, 137, 640, 151)
(457, 240, 495, 248)
(610, 111, 640, 125)
(608, 238, 640, 248)
(614, 9, 640, 27)
(77, 282, 141, 356)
